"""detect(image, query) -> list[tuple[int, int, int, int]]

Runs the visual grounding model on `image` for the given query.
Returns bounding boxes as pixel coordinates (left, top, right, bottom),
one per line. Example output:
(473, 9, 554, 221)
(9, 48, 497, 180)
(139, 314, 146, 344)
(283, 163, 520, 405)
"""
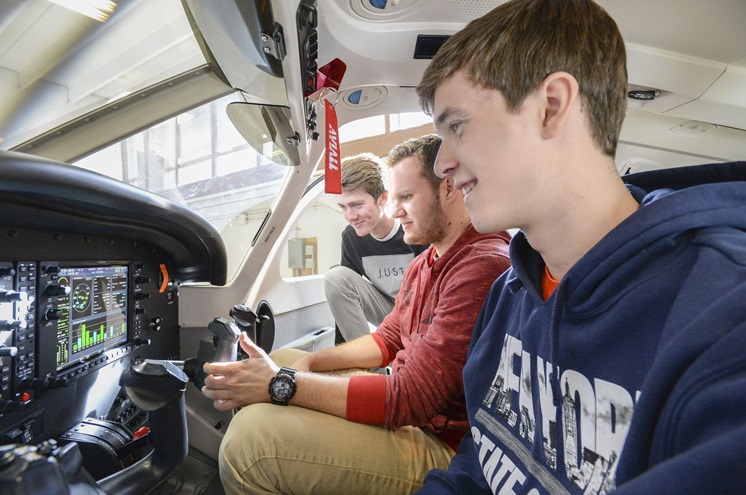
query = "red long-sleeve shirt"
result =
(346, 224, 511, 450)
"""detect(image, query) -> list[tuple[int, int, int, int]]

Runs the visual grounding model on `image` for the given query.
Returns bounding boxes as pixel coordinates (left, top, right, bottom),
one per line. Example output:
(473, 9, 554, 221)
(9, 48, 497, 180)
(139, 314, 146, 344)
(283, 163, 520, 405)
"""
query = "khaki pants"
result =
(219, 349, 455, 494)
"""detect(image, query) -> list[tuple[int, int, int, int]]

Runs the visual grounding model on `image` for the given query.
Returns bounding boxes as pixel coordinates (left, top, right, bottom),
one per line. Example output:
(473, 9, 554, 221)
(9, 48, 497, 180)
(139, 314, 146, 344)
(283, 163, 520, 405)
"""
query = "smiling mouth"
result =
(461, 181, 476, 196)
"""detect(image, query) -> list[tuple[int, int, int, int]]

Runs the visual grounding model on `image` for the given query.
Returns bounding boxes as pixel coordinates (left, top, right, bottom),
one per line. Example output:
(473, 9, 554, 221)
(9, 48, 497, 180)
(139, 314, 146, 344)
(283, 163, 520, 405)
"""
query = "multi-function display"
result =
(55, 265, 128, 370)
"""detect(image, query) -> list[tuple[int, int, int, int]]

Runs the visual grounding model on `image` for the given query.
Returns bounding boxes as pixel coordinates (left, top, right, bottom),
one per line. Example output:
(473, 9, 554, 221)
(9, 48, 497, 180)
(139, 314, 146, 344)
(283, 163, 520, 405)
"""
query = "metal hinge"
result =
(261, 23, 286, 61)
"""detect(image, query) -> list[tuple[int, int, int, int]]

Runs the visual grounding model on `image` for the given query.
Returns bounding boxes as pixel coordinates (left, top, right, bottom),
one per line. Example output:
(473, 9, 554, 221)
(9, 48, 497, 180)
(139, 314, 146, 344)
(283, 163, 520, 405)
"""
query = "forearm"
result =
(294, 334, 384, 372)
(290, 371, 349, 418)
(202, 335, 356, 418)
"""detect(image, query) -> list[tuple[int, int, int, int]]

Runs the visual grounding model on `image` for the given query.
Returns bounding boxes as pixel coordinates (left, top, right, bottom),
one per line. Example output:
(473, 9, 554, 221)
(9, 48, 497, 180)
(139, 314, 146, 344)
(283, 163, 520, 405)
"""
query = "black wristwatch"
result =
(268, 367, 297, 406)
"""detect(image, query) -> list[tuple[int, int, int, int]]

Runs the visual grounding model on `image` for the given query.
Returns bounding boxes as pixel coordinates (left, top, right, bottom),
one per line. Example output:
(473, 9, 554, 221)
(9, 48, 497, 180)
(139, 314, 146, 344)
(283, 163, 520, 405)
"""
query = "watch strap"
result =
(269, 366, 297, 405)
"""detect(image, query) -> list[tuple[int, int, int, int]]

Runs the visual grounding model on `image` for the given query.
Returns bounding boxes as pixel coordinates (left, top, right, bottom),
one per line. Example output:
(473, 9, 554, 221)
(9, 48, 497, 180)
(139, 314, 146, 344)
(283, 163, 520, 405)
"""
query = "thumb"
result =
(239, 332, 266, 358)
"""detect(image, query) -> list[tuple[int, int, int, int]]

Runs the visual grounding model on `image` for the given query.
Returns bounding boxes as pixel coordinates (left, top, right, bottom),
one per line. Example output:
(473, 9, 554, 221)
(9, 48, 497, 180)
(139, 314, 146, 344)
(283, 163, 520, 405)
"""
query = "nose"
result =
(434, 140, 457, 178)
(390, 199, 404, 219)
(344, 209, 357, 222)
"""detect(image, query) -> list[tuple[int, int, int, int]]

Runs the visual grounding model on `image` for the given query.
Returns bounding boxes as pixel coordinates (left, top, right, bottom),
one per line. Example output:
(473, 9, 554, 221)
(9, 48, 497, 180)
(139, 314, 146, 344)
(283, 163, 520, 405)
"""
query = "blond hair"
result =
(341, 153, 386, 199)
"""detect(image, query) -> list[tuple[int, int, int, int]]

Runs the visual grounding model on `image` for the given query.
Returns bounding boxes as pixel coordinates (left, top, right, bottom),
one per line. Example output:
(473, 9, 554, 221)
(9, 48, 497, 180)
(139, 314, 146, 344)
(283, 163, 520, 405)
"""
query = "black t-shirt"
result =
(340, 222, 428, 298)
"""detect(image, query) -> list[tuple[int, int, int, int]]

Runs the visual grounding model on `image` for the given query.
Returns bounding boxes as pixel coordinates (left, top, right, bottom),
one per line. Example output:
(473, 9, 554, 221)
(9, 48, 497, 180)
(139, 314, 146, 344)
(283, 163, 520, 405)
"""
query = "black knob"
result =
(44, 309, 61, 322)
(0, 290, 26, 303)
(0, 320, 25, 331)
(18, 377, 44, 390)
(51, 377, 68, 388)
(43, 285, 70, 297)
(0, 346, 18, 357)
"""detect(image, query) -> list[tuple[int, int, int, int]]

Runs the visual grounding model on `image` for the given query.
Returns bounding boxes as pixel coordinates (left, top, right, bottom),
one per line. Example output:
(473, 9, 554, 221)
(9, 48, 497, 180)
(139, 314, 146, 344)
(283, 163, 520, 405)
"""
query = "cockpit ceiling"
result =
(320, 0, 746, 123)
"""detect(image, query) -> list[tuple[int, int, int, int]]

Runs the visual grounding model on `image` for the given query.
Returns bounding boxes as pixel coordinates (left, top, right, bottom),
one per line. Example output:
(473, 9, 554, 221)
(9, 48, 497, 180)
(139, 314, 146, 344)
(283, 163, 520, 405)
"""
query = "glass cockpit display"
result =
(54, 265, 128, 369)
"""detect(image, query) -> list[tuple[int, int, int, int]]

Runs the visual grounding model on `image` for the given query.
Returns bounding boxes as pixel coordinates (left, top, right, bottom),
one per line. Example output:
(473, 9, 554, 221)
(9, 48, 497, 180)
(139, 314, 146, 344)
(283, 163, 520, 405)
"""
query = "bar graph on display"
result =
(71, 315, 126, 353)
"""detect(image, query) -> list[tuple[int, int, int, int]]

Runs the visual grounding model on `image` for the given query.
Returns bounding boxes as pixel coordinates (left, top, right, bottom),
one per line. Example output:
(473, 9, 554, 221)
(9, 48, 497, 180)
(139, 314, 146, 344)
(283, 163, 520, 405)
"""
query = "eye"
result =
(449, 121, 462, 134)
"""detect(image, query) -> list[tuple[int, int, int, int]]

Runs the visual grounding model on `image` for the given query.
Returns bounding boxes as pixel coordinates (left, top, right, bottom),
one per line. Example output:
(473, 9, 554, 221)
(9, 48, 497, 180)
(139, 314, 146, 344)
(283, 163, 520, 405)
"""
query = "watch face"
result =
(271, 376, 294, 400)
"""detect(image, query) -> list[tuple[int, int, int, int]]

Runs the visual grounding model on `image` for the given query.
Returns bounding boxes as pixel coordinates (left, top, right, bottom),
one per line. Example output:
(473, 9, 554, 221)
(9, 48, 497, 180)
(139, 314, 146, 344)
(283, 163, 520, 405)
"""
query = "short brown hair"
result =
(385, 134, 443, 192)
(341, 152, 386, 199)
(417, 0, 627, 158)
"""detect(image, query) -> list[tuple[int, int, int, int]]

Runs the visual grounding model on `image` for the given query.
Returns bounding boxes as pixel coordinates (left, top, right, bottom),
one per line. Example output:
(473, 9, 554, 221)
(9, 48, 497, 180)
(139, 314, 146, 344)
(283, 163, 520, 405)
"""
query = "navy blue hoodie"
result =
(418, 162, 746, 494)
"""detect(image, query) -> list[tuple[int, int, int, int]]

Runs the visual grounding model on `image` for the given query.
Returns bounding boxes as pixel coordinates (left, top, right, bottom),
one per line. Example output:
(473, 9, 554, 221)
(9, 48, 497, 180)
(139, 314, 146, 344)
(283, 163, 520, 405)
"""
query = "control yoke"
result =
(183, 304, 265, 389)
(0, 359, 188, 495)
(209, 317, 241, 363)
(182, 316, 241, 389)
(229, 304, 262, 343)
(230, 304, 270, 357)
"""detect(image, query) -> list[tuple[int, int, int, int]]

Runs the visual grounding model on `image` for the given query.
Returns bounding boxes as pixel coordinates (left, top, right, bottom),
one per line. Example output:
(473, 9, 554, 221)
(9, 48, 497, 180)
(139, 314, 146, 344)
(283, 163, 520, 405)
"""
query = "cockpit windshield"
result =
(74, 93, 292, 279)
(0, 0, 205, 149)
(0, 1, 294, 281)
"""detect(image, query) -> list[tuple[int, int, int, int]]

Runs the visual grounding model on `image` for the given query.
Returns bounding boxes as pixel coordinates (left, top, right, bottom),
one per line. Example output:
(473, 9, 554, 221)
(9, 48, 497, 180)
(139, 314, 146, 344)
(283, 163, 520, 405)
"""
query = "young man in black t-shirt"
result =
(327, 152, 427, 342)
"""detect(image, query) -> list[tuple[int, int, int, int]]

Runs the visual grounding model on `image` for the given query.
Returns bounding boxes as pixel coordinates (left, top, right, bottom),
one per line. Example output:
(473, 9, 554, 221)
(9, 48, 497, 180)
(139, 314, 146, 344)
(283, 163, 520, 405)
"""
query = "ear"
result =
(539, 72, 579, 140)
(378, 191, 389, 206)
(441, 176, 456, 198)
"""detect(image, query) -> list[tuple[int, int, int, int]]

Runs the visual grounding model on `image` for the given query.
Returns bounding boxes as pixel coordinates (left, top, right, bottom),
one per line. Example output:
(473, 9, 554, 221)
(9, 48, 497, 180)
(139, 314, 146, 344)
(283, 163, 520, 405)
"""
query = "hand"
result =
(201, 333, 279, 412)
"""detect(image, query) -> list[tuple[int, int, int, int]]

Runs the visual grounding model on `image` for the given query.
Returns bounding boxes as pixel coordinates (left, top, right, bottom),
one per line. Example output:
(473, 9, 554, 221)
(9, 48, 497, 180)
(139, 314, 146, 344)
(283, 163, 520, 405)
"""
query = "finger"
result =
(213, 398, 238, 412)
(201, 385, 219, 400)
(239, 333, 265, 358)
(202, 373, 230, 389)
(201, 385, 233, 401)
(203, 360, 234, 375)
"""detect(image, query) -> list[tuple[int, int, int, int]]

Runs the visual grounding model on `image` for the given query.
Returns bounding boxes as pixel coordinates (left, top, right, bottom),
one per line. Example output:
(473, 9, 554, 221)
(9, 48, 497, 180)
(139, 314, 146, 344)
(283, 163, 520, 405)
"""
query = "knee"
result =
(219, 404, 278, 487)
(220, 406, 263, 467)
(220, 404, 286, 460)
(324, 265, 357, 296)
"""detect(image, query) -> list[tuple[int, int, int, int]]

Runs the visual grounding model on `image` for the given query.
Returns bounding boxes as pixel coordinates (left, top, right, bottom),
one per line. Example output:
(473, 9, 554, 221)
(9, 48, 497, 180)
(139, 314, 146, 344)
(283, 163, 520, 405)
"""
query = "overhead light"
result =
(48, 0, 117, 22)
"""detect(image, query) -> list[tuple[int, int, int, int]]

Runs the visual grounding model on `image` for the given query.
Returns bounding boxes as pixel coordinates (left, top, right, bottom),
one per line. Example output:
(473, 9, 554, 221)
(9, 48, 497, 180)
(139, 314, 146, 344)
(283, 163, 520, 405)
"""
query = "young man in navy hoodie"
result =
(416, 0, 746, 494)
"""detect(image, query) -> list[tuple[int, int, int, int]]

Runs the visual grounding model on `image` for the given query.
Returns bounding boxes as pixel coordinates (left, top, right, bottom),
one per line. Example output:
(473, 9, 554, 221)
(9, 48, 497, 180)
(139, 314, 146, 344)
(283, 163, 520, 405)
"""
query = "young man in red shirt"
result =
(201, 134, 511, 494)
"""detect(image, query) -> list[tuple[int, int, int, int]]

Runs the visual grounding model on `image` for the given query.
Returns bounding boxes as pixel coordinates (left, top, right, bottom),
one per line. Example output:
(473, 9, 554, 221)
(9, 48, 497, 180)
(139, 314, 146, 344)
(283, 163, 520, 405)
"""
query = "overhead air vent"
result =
(669, 121, 718, 136)
(414, 35, 450, 59)
(350, 0, 428, 20)
(338, 86, 389, 110)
